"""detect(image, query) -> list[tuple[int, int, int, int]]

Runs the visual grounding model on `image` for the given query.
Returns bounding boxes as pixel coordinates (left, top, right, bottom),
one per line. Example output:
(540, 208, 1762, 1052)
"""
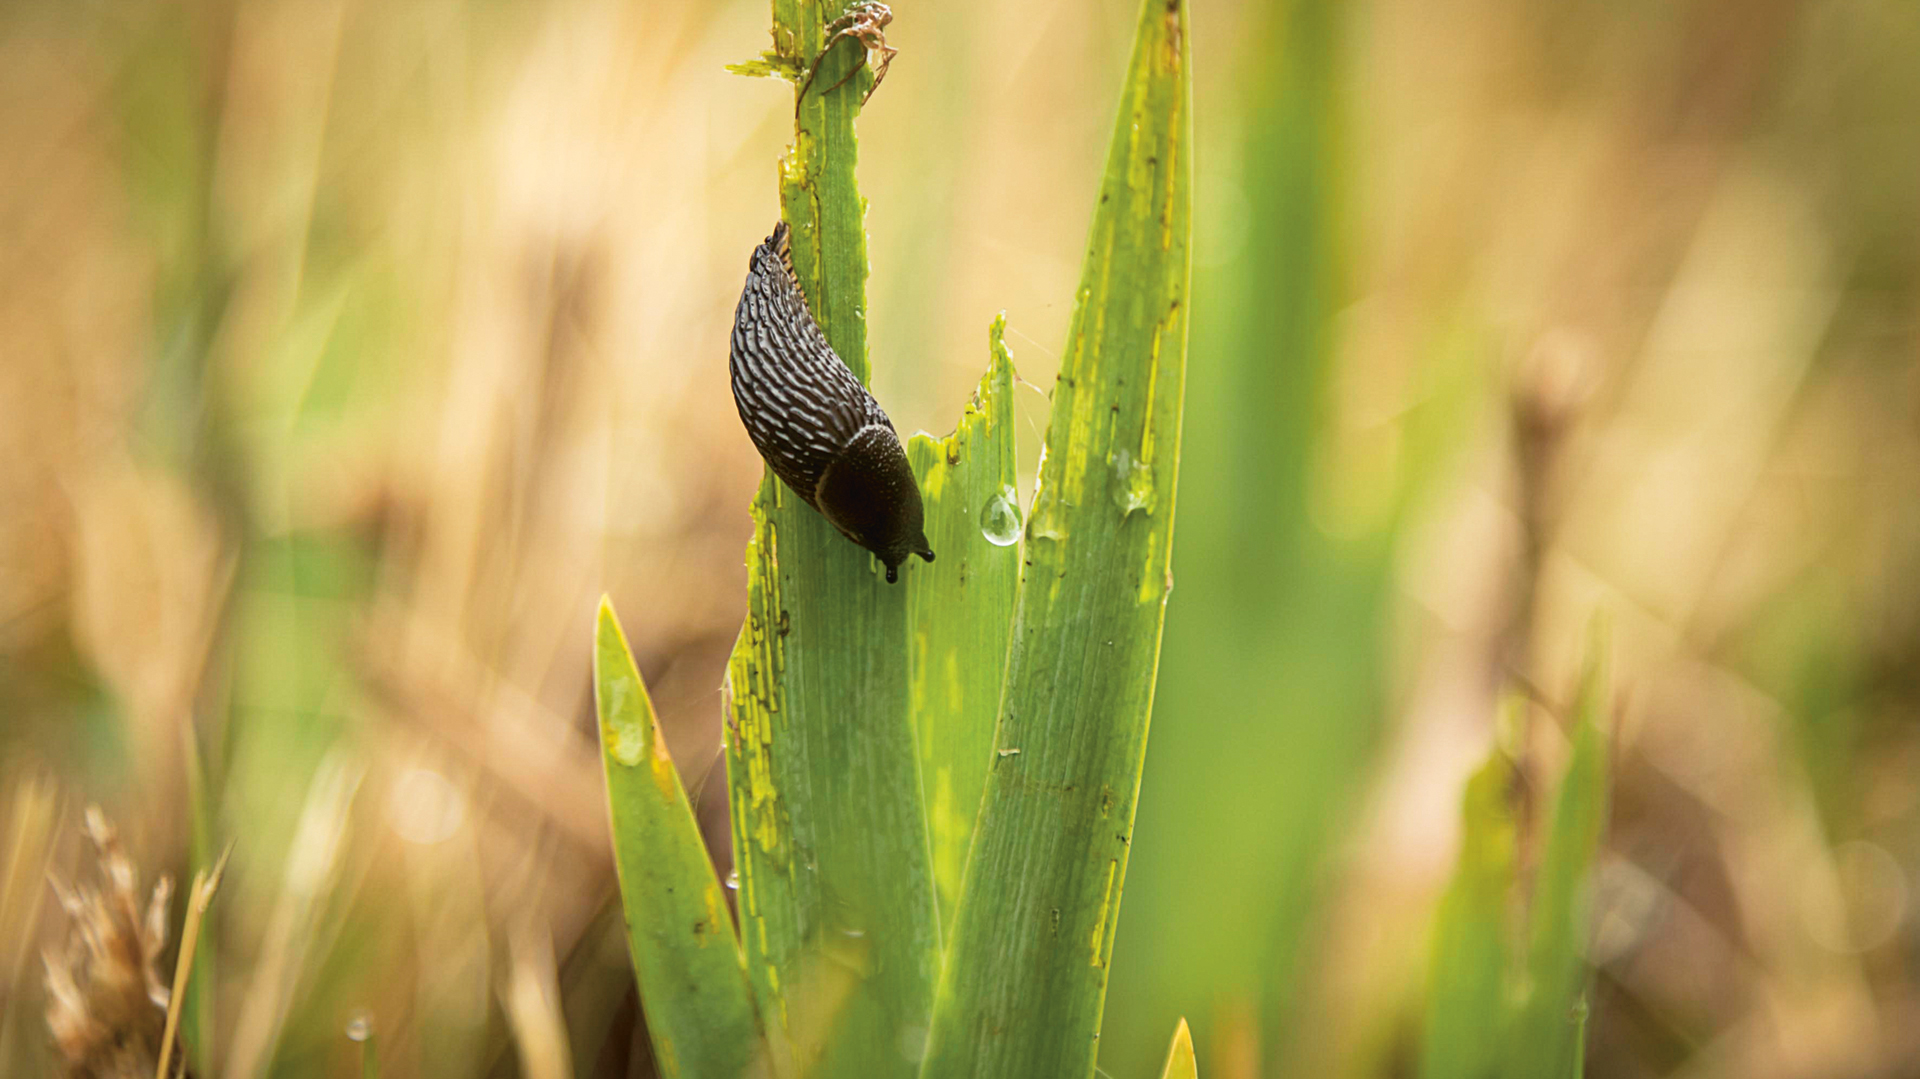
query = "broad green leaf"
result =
(724, 3, 938, 1076)
(1505, 654, 1610, 1079)
(919, 0, 1192, 1073)
(1158, 1019, 1197, 1079)
(905, 317, 1019, 936)
(1417, 748, 1519, 1079)
(595, 601, 759, 1079)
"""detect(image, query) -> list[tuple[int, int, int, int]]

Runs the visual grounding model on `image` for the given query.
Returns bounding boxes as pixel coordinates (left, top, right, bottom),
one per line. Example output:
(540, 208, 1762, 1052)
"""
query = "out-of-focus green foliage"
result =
(1417, 751, 1519, 1079)
(1504, 657, 1610, 1079)
(1101, 0, 1407, 1072)
(1420, 656, 1611, 1079)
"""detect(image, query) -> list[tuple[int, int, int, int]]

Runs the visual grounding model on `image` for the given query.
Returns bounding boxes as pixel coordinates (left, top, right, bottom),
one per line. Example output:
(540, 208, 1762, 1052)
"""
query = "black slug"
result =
(729, 221, 934, 583)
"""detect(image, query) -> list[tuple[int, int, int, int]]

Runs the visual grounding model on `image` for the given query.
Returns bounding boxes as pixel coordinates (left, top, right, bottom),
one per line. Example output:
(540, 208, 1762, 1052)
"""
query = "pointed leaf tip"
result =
(594, 597, 627, 669)
(593, 601, 652, 768)
(1159, 1018, 1197, 1079)
(595, 598, 760, 1075)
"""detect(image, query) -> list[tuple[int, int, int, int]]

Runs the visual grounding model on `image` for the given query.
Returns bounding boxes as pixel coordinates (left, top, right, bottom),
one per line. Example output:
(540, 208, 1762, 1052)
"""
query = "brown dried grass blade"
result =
(153, 843, 232, 1079)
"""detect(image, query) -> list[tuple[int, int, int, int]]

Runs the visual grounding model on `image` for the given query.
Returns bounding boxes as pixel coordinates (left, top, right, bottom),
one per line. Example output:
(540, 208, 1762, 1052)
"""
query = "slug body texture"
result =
(730, 222, 934, 583)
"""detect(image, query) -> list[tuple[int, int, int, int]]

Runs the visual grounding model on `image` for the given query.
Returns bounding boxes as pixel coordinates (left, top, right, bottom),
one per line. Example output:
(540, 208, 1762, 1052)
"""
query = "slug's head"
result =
(815, 425, 935, 584)
(872, 497, 935, 585)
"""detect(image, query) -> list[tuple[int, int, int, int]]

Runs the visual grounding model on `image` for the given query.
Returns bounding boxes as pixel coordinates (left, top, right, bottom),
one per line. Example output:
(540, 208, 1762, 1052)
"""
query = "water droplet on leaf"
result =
(979, 485, 1022, 546)
(1109, 449, 1156, 516)
(1026, 486, 1067, 542)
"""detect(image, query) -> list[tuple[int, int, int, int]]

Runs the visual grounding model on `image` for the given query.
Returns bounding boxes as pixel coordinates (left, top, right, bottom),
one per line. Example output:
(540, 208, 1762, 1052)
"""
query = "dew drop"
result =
(345, 1013, 372, 1043)
(1026, 486, 1067, 542)
(724, 868, 740, 891)
(1109, 449, 1156, 517)
(979, 485, 1022, 546)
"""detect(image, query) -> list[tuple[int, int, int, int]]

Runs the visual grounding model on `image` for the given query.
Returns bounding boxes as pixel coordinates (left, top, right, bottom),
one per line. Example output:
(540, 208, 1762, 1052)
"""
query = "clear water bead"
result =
(979, 485, 1023, 546)
(1109, 448, 1156, 516)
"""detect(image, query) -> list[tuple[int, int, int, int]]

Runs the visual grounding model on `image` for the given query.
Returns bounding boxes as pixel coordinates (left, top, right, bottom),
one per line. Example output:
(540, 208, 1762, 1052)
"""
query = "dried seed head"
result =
(44, 808, 182, 1079)
(729, 222, 934, 581)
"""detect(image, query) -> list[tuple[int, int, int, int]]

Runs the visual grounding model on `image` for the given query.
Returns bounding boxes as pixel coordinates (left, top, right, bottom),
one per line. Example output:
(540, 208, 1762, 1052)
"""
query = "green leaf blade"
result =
(1418, 749, 1520, 1079)
(919, 0, 1193, 1073)
(723, 4, 939, 1076)
(1505, 655, 1611, 1079)
(595, 600, 760, 1079)
(906, 316, 1020, 936)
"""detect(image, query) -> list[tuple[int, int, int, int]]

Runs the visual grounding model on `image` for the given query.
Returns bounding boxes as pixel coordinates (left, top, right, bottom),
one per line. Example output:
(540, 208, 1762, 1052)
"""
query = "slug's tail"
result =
(765, 220, 796, 280)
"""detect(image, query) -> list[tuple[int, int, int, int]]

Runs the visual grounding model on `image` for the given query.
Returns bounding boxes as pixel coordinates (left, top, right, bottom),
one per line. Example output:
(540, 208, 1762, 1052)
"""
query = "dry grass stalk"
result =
(2, 778, 57, 993)
(153, 845, 232, 1079)
(501, 924, 572, 1079)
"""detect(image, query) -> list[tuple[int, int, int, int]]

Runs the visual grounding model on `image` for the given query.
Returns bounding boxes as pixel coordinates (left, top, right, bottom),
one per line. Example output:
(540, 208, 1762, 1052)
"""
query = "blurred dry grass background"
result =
(0, 0, 1916, 1077)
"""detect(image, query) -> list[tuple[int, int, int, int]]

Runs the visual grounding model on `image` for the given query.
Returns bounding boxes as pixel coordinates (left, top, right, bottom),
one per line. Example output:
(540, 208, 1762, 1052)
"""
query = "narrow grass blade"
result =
(595, 601, 760, 1079)
(919, 0, 1192, 1073)
(1158, 1019, 1197, 1079)
(181, 724, 219, 1076)
(155, 845, 231, 1079)
(0, 778, 57, 1070)
(1504, 653, 1611, 1079)
(1417, 748, 1519, 1079)
(905, 317, 1019, 935)
(724, 9, 939, 1075)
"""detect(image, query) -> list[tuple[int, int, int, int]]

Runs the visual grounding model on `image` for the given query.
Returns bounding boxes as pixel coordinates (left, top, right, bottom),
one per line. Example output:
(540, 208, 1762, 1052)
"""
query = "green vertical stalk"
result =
(724, 4, 938, 1077)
